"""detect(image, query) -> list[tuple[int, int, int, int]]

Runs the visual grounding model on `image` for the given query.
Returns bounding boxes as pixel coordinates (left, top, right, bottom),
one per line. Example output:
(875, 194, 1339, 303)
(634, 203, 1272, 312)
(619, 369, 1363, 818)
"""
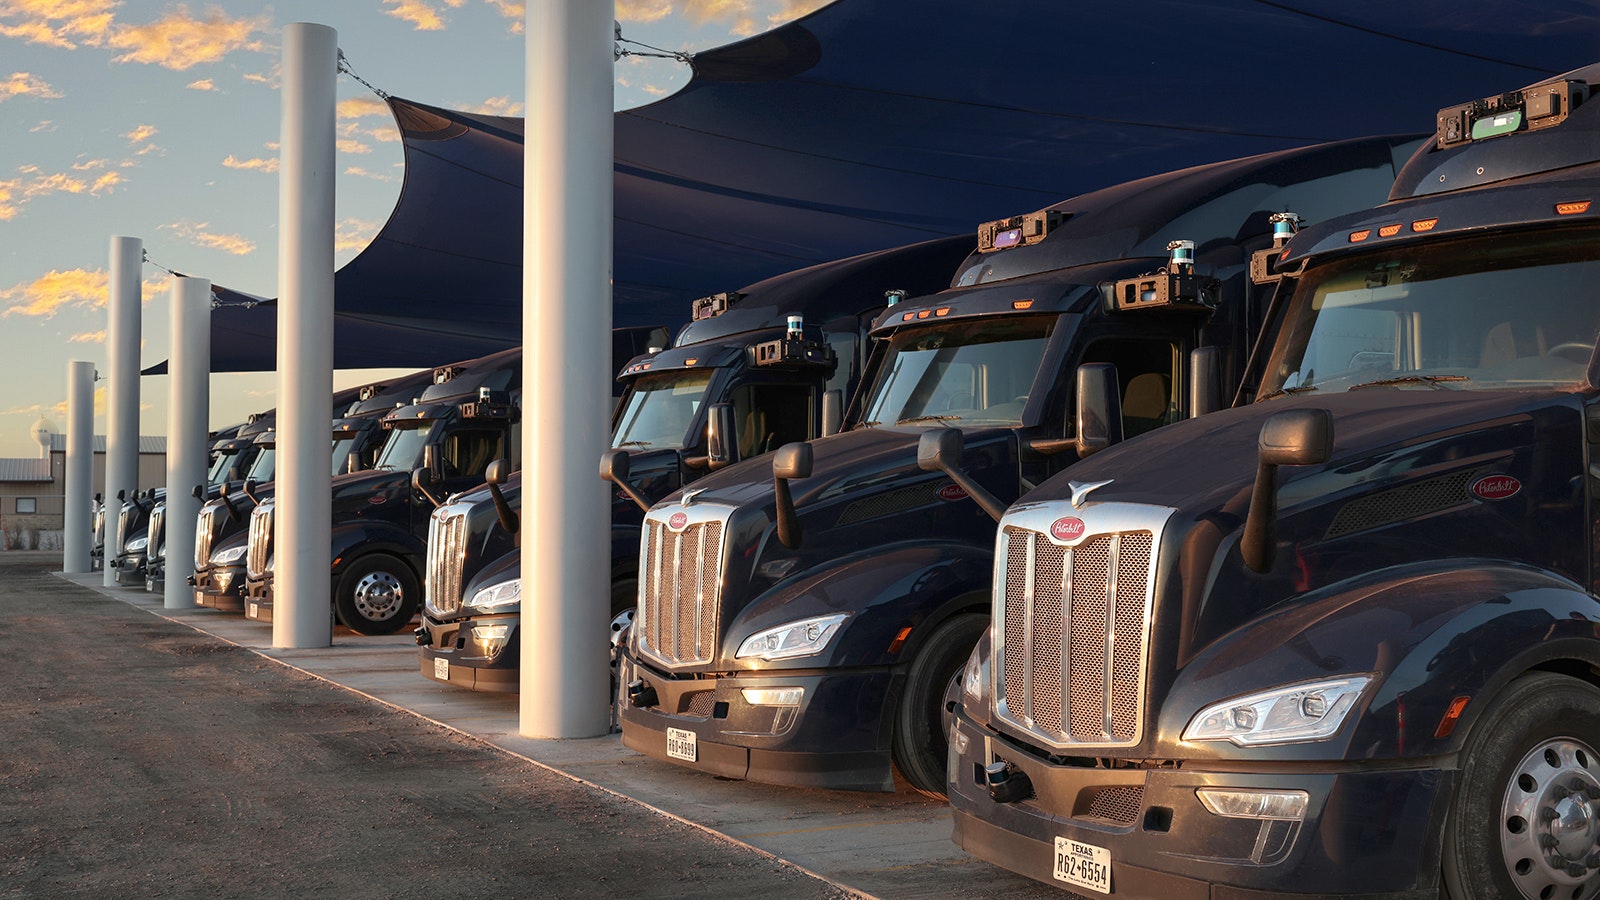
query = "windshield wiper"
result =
(1349, 374, 1469, 391)
(616, 440, 651, 448)
(898, 414, 963, 424)
(1258, 384, 1319, 402)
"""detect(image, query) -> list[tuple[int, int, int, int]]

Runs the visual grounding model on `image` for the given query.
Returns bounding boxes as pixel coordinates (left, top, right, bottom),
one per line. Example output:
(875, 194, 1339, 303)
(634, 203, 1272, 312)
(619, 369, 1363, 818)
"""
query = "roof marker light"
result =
(1349, 229, 1372, 243)
(935, 307, 951, 317)
(901, 312, 915, 322)
(1378, 224, 1402, 238)
(917, 309, 932, 319)
(1556, 200, 1592, 215)
(683, 357, 697, 366)
(1012, 300, 1034, 310)
(1411, 218, 1438, 232)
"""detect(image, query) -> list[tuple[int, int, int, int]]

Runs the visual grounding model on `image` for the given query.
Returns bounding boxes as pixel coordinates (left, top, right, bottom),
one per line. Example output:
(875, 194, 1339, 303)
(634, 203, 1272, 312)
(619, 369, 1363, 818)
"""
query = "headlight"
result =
(961, 639, 990, 707)
(466, 578, 521, 611)
(125, 537, 148, 553)
(468, 624, 512, 658)
(1183, 675, 1372, 747)
(736, 613, 847, 661)
(210, 545, 246, 565)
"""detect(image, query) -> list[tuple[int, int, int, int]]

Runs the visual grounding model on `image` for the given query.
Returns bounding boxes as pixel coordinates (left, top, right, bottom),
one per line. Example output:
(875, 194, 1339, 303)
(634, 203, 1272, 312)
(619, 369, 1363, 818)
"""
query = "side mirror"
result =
(1074, 363, 1123, 458)
(486, 458, 510, 486)
(600, 449, 652, 513)
(243, 478, 258, 504)
(771, 442, 813, 548)
(1242, 408, 1333, 573)
(1189, 347, 1222, 417)
(117, 489, 126, 502)
(706, 402, 739, 470)
(191, 484, 204, 501)
(820, 389, 844, 437)
(916, 429, 1006, 522)
(412, 466, 444, 509)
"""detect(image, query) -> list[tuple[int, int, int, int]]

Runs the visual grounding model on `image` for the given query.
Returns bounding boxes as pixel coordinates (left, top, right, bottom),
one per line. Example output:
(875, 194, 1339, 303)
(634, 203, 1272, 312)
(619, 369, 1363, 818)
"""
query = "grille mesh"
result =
(195, 505, 217, 568)
(117, 505, 134, 552)
(426, 510, 469, 615)
(640, 518, 725, 667)
(1073, 785, 1146, 825)
(1000, 527, 1153, 747)
(836, 481, 941, 525)
(147, 506, 165, 562)
(1325, 467, 1486, 538)
(246, 504, 273, 578)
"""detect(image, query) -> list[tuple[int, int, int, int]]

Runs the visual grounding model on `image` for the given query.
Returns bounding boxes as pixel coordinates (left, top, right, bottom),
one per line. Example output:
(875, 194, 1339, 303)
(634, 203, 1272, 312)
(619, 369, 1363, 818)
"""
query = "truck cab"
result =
(243, 348, 522, 634)
(949, 65, 1600, 900)
(614, 133, 1425, 796)
(416, 236, 977, 692)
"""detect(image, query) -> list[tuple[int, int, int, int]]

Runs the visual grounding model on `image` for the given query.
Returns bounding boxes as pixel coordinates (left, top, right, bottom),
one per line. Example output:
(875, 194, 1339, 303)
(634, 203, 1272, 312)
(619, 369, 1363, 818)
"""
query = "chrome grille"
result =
(117, 504, 135, 552)
(147, 506, 166, 562)
(195, 504, 218, 568)
(637, 504, 732, 668)
(246, 502, 273, 577)
(995, 501, 1170, 750)
(425, 504, 471, 615)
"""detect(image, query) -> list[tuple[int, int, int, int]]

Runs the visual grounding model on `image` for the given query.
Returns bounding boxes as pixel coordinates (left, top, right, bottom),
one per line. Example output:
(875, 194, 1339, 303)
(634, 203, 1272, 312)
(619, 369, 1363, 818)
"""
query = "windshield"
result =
(1264, 228, 1600, 397)
(206, 449, 237, 484)
(611, 369, 715, 449)
(860, 316, 1056, 427)
(330, 435, 358, 476)
(374, 422, 432, 470)
(245, 447, 275, 482)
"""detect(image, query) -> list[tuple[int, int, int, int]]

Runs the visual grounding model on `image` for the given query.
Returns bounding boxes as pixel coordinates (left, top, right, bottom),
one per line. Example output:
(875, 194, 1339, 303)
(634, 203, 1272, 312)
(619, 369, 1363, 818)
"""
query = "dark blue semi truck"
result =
(415, 236, 976, 691)
(949, 66, 1600, 899)
(612, 133, 1426, 796)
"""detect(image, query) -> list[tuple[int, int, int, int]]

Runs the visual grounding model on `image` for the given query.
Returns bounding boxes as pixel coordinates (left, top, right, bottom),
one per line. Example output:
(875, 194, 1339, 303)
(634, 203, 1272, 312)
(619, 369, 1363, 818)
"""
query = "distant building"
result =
(0, 434, 167, 550)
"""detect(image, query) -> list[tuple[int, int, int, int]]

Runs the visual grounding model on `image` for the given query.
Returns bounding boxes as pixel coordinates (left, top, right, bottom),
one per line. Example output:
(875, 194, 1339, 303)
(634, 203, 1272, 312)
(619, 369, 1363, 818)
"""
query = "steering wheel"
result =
(1546, 342, 1594, 363)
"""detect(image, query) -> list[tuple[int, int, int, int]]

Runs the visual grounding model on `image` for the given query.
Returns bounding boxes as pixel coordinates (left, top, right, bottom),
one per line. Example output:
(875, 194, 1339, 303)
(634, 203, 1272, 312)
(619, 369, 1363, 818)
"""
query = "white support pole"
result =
(104, 235, 142, 587)
(274, 22, 336, 649)
(62, 360, 95, 573)
(165, 277, 210, 609)
(520, 0, 614, 737)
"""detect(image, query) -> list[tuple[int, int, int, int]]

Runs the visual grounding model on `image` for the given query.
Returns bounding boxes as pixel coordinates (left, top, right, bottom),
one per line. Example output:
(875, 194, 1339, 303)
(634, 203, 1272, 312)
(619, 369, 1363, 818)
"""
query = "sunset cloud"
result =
(186, 78, 215, 91)
(2, 71, 63, 102)
(1, 267, 107, 317)
(336, 138, 372, 155)
(221, 154, 277, 174)
(338, 96, 388, 120)
(468, 95, 522, 116)
(616, 1, 673, 23)
(0, 0, 117, 50)
(69, 329, 105, 344)
(336, 218, 380, 252)
(161, 221, 255, 256)
(383, 0, 448, 31)
(108, 5, 269, 71)
(343, 167, 397, 183)
(124, 123, 157, 145)
(0, 177, 17, 220)
(88, 171, 121, 194)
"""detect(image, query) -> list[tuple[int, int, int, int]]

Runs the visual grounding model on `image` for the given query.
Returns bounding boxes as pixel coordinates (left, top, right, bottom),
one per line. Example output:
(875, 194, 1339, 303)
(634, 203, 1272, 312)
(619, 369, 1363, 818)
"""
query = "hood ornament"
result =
(680, 488, 706, 507)
(1067, 479, 1112, 509)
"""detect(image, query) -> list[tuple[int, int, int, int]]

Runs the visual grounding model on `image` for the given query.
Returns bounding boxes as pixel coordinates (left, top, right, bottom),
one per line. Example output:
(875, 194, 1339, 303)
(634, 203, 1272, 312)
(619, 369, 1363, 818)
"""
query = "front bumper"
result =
(192, 565, 246, 611)
(110, 552, 146, 586)
(616, 651, 897, 792)
(243, 575, 273, 622)
(416, 612, 520, 693)
(947, 704, 1451, 899)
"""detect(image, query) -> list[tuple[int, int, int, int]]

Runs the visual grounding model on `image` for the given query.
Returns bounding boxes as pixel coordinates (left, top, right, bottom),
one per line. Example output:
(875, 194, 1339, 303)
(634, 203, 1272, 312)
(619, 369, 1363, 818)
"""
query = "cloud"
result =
(29, 120, 54, 132)
(22, 171, 88, 199)
(338, 96, 388, 120)
(466, 95, 522, 116)
(617, 1, 672, 23)
(484, 0, 523, 28)
(124, 123, 157, 145)
(69, 330, 105, 344)
(221, 154, 277, 174)
(1, 267, 107, 317)
(108, 5, 269, 71)
(160, 221, 255, 256)
(0, 0, 117, 50)
(2, 71, 63, 102)
(335, 218, 380, 252)
(186, 78, 215, 91)
(88, 171, 121, 194)
(242, 70, 273, 86)
(336, 138, 371, 155)
(383, 0, 448, 31)
(0, 177, 17, 220)
(343, 167, 397, 183)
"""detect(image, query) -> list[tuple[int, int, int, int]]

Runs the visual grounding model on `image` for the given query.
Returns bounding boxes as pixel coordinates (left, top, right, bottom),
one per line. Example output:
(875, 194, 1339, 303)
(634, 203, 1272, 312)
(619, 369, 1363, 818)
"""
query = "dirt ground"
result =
(0, 552, 856, 899)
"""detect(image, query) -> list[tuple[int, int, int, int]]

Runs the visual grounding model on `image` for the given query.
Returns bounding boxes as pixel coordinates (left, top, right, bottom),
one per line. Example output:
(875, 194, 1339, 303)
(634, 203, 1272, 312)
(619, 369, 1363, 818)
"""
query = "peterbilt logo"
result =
(1471, 474, 1521, 501)
(938, 483, 969, 501)
(369, 494, 387, 505)
(1049, 516, 1087, 542)
(667, 511, 689, 531)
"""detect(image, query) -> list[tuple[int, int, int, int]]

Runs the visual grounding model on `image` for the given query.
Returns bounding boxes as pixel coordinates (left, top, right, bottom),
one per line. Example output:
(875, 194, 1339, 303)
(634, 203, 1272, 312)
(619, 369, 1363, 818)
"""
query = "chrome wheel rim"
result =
(1500, 737, 1600, 899)
(352, 570, 404, 621)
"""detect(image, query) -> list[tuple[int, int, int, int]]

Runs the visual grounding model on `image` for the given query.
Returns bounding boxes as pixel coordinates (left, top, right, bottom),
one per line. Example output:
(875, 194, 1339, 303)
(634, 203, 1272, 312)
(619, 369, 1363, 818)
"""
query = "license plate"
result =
(666, 727, 697, 762)
(247, 602, 258, 619)
(1054, 837, 1111, 894)
(433, 657, 449, 681)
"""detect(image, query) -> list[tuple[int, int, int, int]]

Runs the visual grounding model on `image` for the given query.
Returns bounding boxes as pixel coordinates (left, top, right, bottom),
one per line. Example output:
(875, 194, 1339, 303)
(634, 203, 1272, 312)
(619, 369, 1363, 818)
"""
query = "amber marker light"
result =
(1411, 218, 1438, 232)
(887, 626, 913, 654)
(935, 307, 951, 316)
(683, 358, 697, 366)
(1012, 300, 1034, 310)
(902, 312, 915, 321)
(1348, 229, 1372, 243)
(1434, 695, 1472, 739)
(1378, 224, 1402, 237)
(917, 309, 932, 319)
(1556, 200, 1592, 215)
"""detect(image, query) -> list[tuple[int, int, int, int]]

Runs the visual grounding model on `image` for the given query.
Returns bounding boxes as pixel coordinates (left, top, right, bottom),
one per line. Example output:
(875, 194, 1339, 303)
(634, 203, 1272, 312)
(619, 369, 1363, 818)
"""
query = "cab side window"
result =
(440, 429, 505, 480)
(729, 383, 814, 458)
(1081, 339, 1180, 438)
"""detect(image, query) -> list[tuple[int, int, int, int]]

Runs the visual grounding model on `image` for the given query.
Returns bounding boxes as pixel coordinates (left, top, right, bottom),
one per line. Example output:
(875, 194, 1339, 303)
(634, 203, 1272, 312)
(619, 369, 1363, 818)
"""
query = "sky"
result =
(0, 0, 830, 459)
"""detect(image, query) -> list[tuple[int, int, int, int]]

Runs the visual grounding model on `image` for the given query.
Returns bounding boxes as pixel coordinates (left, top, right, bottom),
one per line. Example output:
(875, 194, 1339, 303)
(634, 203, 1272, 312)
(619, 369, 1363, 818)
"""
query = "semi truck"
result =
(613, 133, 1426, 796)
(948, 65, 1600, 900)
(415, 236, 976, 692)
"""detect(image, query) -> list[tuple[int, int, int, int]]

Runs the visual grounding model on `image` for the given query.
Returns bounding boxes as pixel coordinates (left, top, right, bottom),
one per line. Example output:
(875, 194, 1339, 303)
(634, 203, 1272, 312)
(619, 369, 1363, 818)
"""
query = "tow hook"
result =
(186, 574, 197, 586)
(628, 679, 659, 708)
(985, 759, 1034, 804)
(413, 625, 430, 646)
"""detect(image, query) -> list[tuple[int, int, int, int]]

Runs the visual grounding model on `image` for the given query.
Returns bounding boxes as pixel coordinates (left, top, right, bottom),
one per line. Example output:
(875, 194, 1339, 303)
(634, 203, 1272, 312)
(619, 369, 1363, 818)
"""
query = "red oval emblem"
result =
(1050, 516, 1087, 542)
(368, 494, 387, 505)
(668, 511, 688, 530)
(1471, 474, 1521, 501)
(937, 483, 969, 501)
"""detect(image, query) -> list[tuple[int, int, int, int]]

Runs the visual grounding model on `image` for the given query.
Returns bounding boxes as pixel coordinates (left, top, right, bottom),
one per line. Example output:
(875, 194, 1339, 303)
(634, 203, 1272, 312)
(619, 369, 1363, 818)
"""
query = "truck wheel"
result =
(1442, 672, 1600, 900)
(892, 612, 987, 798)
(335, 554, 420, 636)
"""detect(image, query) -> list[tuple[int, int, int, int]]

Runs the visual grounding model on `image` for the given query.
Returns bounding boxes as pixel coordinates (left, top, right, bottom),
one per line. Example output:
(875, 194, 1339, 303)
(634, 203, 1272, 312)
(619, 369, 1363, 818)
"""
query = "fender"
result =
(330, 520, 424, 577)
(610, 521, 641, 584)
(724, 539, 992, 670)
(1157, 559, 1600, 763)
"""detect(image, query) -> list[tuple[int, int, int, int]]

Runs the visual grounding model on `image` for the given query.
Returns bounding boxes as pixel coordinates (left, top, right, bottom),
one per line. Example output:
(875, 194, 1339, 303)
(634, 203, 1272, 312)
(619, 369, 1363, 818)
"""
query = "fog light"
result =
(1196, 788, 1308, 821)
(468, 624, 511, 659)
(741, 687, 803, 707)
(215, 570, 234, 592)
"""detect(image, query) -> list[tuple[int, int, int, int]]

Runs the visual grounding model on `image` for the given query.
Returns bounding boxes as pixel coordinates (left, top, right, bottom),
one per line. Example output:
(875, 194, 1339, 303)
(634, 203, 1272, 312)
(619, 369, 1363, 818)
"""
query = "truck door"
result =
(727, 381, 816, 457)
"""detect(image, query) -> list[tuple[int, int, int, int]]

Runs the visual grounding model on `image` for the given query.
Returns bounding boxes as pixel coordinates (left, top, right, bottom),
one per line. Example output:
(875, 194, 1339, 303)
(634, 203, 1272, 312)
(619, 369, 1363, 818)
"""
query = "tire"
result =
(335, 553, 420, 636)
(892, 612, 987, 798)
(1442, 672, 1600, 900)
